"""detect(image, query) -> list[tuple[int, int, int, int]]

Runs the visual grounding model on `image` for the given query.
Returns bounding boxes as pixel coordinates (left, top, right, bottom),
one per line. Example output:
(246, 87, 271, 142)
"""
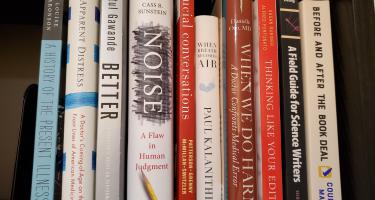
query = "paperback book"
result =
(277, 0, 308, 199)
(30, 0, 66, 199)
(299, 1, 342, 199)
(255, 0, 283, 198)
(62, 0, 100, 199)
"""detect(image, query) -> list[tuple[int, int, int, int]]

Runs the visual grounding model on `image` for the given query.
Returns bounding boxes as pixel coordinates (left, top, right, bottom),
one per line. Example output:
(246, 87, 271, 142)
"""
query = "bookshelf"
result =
(0, 0, 373, 199)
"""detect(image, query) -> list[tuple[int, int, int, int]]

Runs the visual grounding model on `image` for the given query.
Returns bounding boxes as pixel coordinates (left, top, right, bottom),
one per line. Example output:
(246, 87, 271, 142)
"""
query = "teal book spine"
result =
(30, 0, 66, 199)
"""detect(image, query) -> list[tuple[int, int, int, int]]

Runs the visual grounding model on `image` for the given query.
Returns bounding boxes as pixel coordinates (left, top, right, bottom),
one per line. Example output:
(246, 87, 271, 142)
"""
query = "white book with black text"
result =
(299, 1, 342, 199)
(96, 0, 126, 199)
(195, 15, 222, 200)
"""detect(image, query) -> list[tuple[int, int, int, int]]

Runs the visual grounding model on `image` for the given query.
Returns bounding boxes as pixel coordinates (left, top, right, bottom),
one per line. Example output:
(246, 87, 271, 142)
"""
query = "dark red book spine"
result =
(226, 0, 257, 199)
(257, 0, 283, 199)
(176, 0, 196, 199)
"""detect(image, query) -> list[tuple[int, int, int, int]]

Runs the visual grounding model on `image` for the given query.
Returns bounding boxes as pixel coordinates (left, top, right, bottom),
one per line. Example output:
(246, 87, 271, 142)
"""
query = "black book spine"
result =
(277, 1, 308, 199)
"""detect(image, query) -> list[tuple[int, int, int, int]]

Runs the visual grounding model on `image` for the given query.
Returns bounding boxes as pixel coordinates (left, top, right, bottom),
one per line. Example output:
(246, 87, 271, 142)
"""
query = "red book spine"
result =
(257, 0, 283, 199)
(176, 0, 196, 199)
(226, 0, 257, 199)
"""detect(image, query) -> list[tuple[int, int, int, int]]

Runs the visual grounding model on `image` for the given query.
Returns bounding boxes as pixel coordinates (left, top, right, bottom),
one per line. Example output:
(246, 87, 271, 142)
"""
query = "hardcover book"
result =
(277, 0, 308, 199)
(299, 1, 342, 199)
(30, 0, 66, 199)
(96, 0, 125, 199)
(195, 15, 222, 200)
(126, 0, 174, 199)
(175, 0, 196, 199)
(254, 0, 283, 199)
(62, 0, 100, 199)
(226, 0, 257, 199)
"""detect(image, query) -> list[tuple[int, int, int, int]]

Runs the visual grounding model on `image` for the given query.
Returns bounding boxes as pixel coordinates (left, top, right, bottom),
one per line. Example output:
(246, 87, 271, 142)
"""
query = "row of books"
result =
(28, 0, 342, 199)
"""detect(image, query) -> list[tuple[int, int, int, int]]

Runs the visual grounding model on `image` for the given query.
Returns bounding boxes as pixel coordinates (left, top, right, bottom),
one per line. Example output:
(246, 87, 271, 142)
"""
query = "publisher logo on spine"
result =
(318, 166, 333, 178)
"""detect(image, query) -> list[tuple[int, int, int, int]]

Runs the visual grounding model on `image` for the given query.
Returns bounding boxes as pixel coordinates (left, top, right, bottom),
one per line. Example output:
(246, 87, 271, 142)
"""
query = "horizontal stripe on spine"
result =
(65, 92, 98, 109)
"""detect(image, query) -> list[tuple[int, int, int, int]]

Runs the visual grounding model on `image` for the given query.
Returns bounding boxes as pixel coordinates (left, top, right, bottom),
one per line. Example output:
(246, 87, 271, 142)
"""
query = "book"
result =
(254, 0, 283, 199)
(220, 1, 228, 199)
(11, 84, 37, 200)
(253, 2, 261, 198)
(226, 0, 257, 199)
(54, 103, 65, 200)
(195, 15, 222, 200)
(62, 0, 100, 199)
(299, 1, 342, 199)
(30, 0, 66, 199)
(126, 0, 174, 199)
(175, 0, 196, 199)
(276, 0, 308, 199)
(120, 0, 129, 198)
(96, 0, 125, 199)
(210, 0, 227, 199)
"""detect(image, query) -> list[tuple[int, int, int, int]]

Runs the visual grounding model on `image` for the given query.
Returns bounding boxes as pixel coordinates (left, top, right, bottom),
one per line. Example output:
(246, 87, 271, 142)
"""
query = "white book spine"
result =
(62, 0, 99, 199)
(96, 0, 123, 199)
(127, 0, 173, 199)
(195, 15, 222, 200)
(299, 1, 342, 199)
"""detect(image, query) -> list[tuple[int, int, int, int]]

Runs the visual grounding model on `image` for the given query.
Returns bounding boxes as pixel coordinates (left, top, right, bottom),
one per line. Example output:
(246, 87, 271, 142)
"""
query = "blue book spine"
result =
(30, 0, 66, 199)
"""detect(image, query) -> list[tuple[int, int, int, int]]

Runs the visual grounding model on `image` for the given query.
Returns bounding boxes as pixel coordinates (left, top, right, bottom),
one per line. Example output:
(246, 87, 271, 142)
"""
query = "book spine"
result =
(126, 0, 174, 199)
(176, 0, 196, 199)
(54, 104, 65, 200)
(30, 0, 66, 199)
(62, 0, 100, 199)
(277, 0, 308, 199)
(120, 0, 128, 198)
(195, 15, 222, 200)
(256, 0, 283, 199)
(299, 1, 342, 199)
(226, 0, 257, 199)
(221, 1, 228, 199)
(96, 0, 123, 199)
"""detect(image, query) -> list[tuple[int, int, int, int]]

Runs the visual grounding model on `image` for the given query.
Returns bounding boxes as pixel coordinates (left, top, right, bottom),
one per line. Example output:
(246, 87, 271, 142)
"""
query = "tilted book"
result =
(176, 0, 196, 199)
(255, 0, 283, 199)
(12, 85, 37, 200)
(62, 0, 100, 199)
(126, 0, 174, 199)
(195, 15, 222, 200)
(277, 0, 308, 199)
(96, 0, 125, 199)
(31, 0, 66, 199)
(226, 0, 257, 199)
(299, 1, 342, 199)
